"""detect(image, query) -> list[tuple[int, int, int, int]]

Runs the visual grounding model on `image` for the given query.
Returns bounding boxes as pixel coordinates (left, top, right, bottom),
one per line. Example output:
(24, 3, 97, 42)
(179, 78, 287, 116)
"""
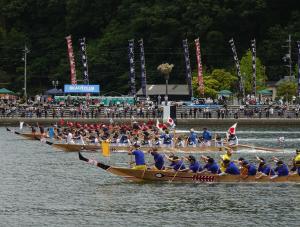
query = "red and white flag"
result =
(195, 38, 204, 96)
(66, 35, 77, 85)
(167, 117, 176, 128)
(228, 123, 237, 135)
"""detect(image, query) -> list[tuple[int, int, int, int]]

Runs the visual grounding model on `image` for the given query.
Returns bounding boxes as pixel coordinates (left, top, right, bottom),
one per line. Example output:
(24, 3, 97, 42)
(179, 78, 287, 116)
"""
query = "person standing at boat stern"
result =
(148, 148, 164, 170)
(202, 128, 212, 146)
(128, 144, 146, 170)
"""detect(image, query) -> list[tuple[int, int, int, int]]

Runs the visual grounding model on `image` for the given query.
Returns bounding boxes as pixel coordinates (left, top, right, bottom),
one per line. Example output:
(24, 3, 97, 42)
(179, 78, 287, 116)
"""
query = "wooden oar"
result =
(238, 144, 282, 152)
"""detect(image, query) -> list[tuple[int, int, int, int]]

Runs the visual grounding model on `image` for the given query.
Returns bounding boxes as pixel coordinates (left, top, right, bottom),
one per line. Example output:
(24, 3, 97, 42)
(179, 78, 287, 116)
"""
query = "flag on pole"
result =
(228, 123, 237, 135)
(251, 39, 256, 96)
(102, 140, 110, 157)
(65, 35, 77, 85)
(167, 117, 175, 128)
(79, 37, 89, 84)
(229, 38, 244, 98)
(297, 41, 300, 97)
(128, 39, 136, 96)
(195, 38, 204, 96)
(182, 39, 193, 98)
(139, 39, 147, 97)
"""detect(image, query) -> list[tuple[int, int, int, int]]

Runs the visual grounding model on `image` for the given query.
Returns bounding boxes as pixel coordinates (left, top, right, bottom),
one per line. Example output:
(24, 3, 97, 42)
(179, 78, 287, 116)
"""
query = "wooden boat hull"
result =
(20, 133, 42, 140)
(78, 153, 300, 183)
(52, 143, 237, 152)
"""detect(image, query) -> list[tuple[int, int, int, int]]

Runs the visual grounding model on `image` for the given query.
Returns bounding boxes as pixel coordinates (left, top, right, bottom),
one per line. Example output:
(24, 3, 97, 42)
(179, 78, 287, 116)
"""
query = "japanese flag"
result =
(167, 117, 175, 128)
(228, 123, 237, 135)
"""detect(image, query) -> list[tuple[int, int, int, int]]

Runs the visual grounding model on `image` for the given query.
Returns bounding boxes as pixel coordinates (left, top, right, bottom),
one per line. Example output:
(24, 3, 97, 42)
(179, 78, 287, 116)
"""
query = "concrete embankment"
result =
(1, 117, 300, 127)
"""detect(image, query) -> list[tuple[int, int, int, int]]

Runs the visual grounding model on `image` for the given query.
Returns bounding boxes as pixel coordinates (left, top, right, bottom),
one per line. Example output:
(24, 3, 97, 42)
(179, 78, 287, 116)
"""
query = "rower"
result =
(202, 127, 212, 146)
(290, 149, 300, 175)
(256, 157, 275, 178)
(148, 148, 164, 170)
(141, 131, 151, 147)
(175, 136, 185, 147)
(160, 130, 173, 147)
(227, 132, 238, 146)
(215, 134, 223, 147)
(185, 155, 202, 173)
(48, 124, 55, 139)
(240, 160, 257, 176)
(219, 159, 240, 175)
(187, 128, 197, 147)
(200, 156, 221, 174)
(153, 137, 161, 147)
(128, 143, 146, 170)
(165, 154, 185, 171)
(119, 132, 130, 145)
(66, 130, 75, 144)
(270, 160, 289, 179)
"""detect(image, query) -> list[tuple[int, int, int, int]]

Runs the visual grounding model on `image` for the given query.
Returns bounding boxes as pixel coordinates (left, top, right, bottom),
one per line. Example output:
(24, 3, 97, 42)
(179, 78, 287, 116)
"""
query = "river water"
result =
(0, 126, 299, 227)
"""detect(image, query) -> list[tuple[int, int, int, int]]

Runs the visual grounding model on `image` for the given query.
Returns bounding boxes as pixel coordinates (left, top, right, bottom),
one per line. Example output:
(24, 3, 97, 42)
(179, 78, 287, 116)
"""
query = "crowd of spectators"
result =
(1, 95, 300, 119)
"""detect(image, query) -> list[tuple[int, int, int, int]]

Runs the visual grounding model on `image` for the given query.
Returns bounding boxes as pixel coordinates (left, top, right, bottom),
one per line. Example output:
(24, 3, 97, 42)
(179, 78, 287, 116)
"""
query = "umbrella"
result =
(258, 89, 272, 95)
(218, 90, 232, 96)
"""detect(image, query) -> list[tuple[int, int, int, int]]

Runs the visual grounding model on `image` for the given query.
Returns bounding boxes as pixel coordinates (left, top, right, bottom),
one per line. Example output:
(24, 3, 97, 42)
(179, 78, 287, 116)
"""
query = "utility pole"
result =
(23, 45, 29, 100)
(283, 34, 292, 78)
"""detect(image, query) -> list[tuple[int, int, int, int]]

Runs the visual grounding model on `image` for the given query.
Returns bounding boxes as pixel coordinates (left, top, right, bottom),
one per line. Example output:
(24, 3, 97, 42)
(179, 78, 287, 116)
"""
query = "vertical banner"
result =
(182, 39, 193, 98)
(229, 38, 244, 98)
(139, 39, 147, 97)
(251, 39, 256, 96)
(297, 41, 300, 97)
(128, 39, 136, 96)
(195, 38, 204, 96)
(79, 37, 89, 84)
(66, 35, 77, 85)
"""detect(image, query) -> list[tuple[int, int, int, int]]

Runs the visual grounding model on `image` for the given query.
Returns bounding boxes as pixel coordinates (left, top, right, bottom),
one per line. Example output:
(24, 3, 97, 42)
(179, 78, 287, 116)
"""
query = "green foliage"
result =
(0, 0, 299, 95)
(276, 80, 297, 101)
(192, 69, 237, 99)
(240, 50, 267, 94)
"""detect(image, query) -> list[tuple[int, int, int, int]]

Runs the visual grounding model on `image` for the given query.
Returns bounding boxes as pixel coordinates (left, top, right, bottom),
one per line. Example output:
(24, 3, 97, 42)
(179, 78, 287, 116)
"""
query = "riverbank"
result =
(1, 117, 300, 127)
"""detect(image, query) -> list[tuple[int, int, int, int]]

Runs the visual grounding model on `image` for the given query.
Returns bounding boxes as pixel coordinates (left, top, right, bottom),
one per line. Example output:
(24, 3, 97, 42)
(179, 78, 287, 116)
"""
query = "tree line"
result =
(0, 0, 299, 97)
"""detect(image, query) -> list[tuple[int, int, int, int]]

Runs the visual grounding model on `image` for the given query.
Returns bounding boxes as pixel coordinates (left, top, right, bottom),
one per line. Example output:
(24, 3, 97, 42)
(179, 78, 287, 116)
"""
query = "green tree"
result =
(240, 50, 267, 94)
(192, 69, 237, 99)
(276, 80, 297, 102)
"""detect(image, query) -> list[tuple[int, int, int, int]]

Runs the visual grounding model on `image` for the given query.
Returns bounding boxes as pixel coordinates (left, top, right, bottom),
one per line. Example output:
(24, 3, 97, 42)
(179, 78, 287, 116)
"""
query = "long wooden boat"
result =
(6, 128, 283, 153)
(51, 143, 237, 152)
(78, 152, 300, 183)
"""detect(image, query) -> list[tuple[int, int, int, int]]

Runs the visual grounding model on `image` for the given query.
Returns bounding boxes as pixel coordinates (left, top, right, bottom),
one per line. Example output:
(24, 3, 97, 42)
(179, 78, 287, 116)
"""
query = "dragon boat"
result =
(78, 152, 300, 183)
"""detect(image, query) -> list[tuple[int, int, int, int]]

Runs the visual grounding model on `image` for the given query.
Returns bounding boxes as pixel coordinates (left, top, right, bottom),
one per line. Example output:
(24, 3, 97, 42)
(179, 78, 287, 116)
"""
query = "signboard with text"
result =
(64, 84, 100, 93)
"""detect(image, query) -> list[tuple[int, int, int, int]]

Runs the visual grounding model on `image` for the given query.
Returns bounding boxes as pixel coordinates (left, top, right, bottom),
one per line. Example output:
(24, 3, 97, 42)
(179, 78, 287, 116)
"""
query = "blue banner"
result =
(128, 39, 136, 96)
(64, 84, 100, 93)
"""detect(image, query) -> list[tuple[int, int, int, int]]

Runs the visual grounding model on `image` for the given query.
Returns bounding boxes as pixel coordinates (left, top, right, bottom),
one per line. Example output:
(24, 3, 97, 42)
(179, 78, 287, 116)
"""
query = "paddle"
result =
(169, 158, 185, 183)
(238, 144, 282, 152)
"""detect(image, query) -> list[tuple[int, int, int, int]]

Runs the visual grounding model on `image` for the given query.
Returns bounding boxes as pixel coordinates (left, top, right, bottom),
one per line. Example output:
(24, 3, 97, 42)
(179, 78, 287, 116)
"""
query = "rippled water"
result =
(1, 127, 300, 227)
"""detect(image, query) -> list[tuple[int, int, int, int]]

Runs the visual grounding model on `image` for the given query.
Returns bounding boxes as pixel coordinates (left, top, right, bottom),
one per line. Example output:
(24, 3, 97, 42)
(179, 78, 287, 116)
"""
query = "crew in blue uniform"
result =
(202, 128, 212, 146)
(160, 130, 173, 147)
(149, 148, 164, 170)
(272, 160, 289, 179)
(128, 144, 146, 170)
(187, 129, 197, 147)
(220, 159, 240, 175)
(256, 157, 275, 178)
(200, 156, 221, 174)
(172, 157, 186, 171)
(186, 155, 202, 173)
(241, 160, 257, 176)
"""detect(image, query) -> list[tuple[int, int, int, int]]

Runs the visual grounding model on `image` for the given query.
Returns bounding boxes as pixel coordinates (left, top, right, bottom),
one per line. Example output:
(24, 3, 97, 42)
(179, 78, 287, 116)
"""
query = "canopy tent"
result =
(218, 90, 232, 96)
(45, 88, 64, 95)
(258, 89, 272, 95)
(0, 88, 16, 94)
